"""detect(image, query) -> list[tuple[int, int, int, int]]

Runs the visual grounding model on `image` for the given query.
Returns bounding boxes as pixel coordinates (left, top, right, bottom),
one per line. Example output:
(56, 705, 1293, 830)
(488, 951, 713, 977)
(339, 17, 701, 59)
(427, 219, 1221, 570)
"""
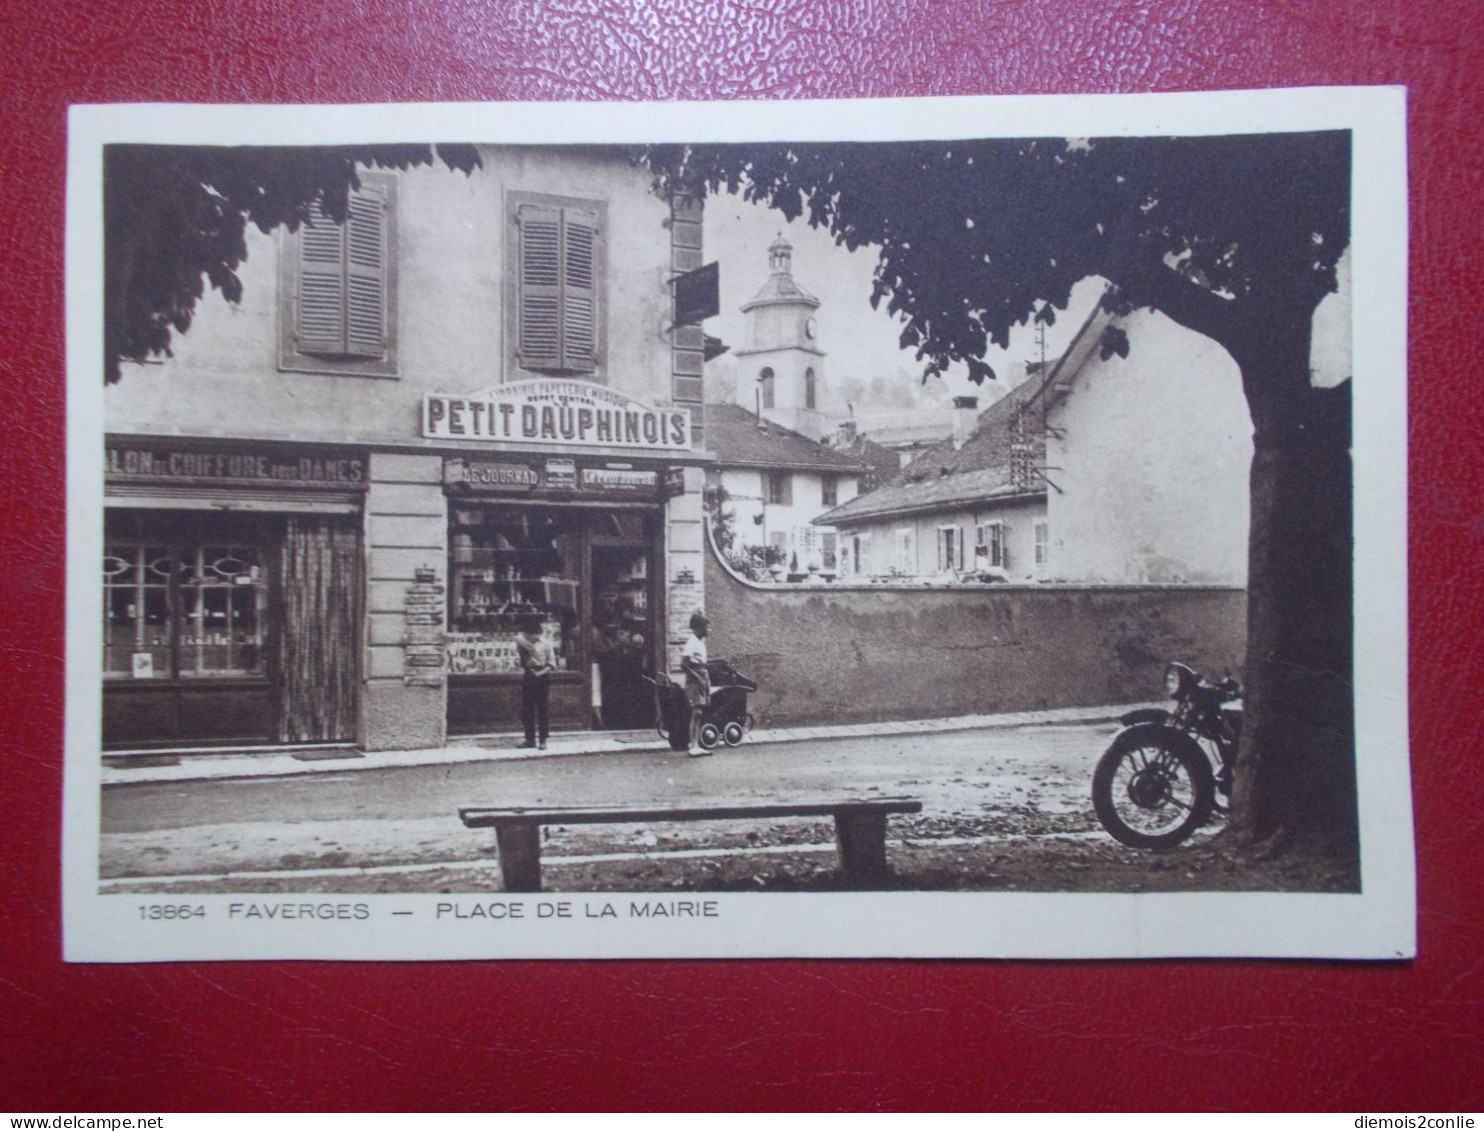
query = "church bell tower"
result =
(734, 235, 827, 438)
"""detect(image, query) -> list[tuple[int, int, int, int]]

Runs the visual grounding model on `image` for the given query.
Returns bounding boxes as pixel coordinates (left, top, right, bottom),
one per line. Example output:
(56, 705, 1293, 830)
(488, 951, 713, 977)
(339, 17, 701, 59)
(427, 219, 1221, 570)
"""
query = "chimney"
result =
(951, 396, 980, 450)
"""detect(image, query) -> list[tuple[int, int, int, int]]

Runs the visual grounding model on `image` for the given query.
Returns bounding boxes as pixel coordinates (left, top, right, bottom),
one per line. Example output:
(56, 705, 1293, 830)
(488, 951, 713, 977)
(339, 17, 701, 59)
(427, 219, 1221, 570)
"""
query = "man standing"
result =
(680, 610, 712, 757)
(515, 615, 555, 750)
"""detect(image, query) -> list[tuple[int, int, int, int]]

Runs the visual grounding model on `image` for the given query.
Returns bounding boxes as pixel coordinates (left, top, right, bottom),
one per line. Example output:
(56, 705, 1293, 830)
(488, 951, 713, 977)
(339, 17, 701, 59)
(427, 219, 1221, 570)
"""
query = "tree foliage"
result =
(103, 144, 480, 383)
(647, 134, 1355, 851)
(646, 134, 1347, 388)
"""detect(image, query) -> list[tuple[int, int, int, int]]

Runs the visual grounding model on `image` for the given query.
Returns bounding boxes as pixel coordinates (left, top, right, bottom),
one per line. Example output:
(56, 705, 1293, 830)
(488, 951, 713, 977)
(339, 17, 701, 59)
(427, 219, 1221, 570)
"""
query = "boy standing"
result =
(516, 615, 555, 749)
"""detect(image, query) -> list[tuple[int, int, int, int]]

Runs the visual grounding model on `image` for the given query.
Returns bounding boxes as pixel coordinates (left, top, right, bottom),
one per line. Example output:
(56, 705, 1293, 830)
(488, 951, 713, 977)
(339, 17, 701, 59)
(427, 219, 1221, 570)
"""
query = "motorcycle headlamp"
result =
(1163, 666, 1182, 697)
(1163, 663, 1195, 698)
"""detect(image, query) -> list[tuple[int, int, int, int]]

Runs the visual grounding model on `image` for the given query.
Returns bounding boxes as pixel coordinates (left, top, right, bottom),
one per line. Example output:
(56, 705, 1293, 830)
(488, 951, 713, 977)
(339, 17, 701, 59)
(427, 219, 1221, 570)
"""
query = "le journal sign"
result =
(423, 381, 692, 452)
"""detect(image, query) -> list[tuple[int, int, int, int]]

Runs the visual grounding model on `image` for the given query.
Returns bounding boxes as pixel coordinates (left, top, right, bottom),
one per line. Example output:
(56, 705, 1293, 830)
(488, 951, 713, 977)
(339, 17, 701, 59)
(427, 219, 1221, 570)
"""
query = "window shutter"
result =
(297, 200, 348, 355)
(296, 188, 387, 359)
(343, 188, 387, 358)
(518, 205, 563, 369)
(562, 209, 597, 372)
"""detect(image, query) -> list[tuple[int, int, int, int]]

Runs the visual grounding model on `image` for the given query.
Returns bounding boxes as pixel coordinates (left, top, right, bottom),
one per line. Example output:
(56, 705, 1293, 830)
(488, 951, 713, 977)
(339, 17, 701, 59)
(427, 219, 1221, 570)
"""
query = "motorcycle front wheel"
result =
(1092, 727, 1215, 849)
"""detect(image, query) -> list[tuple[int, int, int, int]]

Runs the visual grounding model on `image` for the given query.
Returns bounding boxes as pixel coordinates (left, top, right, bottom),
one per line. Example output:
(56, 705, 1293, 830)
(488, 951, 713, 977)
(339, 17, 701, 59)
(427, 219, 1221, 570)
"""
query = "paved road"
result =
(101, 719, 1118, 888)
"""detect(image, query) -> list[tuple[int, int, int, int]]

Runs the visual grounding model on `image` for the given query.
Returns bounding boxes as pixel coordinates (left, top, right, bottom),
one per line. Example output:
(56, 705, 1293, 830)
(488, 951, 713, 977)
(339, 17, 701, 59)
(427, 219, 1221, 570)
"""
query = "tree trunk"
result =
(1231, 324, 1356, 854)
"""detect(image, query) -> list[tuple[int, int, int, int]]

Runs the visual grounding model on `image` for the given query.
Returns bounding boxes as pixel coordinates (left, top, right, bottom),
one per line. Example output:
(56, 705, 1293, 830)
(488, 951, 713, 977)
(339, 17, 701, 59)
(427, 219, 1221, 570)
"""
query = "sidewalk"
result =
(99, 701, 1150, 788)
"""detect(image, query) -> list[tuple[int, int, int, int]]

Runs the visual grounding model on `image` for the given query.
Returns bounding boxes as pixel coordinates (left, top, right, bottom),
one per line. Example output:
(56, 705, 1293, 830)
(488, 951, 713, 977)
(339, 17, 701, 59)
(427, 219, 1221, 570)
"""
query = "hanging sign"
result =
(424, 380, 691, 452)
(672, 261, 720, 326)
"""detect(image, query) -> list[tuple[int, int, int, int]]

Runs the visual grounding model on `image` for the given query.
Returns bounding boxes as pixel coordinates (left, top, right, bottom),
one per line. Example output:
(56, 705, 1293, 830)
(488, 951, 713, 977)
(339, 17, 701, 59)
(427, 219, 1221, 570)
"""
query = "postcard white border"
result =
(64, 88, 1412, 961)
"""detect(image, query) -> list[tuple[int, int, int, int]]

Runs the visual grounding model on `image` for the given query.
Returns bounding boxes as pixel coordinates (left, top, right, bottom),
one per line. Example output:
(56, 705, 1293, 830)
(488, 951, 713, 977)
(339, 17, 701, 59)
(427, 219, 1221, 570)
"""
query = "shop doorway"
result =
(590, 541, 655, 730)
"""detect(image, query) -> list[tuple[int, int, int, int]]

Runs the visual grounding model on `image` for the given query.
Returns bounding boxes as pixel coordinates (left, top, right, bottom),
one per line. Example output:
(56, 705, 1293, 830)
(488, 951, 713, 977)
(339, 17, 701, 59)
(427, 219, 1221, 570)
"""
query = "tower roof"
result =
(741, 233, 820, 313)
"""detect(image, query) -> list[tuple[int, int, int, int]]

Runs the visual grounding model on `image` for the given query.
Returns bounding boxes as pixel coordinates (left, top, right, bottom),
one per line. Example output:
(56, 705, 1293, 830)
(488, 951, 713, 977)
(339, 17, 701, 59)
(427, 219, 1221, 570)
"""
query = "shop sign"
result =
(423, 380, 692, 452)
(582, 468, 657, 491)
(661, 467, 687, 500)
(544, 459, 577, 490)
(106, 443, 366, 487)
(445, 460, 540, 491)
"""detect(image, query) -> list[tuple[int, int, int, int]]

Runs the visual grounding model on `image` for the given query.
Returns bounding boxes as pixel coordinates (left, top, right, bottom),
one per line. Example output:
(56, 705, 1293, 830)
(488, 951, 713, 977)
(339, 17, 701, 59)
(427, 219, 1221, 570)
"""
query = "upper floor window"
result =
(766, 471, 792, 506)
(759, 367, 775, 409)
(279, 175, 397, 378)
(1034, 520, 1050, 568)
(805, 367, 817, 409)
(820, 474, 838, 507)
(509, 192, 605, 378)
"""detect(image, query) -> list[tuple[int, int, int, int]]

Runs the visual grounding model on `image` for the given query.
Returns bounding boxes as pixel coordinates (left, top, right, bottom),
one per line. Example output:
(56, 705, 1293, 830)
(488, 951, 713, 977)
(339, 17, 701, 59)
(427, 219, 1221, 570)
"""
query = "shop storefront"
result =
(102, 440, 366, 749)
(427, 380, 695, 738)
(443, 458, 678, 736)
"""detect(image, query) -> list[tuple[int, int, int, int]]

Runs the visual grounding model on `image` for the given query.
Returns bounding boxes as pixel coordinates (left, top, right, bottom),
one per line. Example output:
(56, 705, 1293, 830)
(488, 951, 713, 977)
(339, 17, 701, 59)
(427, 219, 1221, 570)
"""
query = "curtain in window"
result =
(275, 516, 361, 743)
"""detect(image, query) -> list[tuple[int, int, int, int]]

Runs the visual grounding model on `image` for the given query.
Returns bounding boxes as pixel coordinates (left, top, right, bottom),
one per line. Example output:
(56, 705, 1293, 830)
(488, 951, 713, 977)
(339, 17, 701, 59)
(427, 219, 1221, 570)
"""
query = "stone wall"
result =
(704, 529, 1247, 727)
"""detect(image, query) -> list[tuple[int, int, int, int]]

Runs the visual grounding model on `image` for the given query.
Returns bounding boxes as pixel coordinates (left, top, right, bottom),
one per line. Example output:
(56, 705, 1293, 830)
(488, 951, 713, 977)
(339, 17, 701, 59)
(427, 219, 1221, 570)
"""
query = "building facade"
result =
(819, 298, 1252, 587)
(704, 403, 866, 577)
(102, 147, 712, 751)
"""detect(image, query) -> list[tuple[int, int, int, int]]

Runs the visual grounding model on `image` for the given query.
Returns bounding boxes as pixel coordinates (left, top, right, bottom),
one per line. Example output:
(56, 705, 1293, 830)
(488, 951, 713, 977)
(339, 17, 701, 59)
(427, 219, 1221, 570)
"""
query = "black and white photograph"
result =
(64, 91, 1411, 961)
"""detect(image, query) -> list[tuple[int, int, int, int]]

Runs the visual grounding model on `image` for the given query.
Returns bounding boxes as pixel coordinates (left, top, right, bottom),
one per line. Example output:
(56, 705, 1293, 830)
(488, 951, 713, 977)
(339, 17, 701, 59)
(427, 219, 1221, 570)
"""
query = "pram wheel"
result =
(723, 721, 745, 746)
(698, 722, 721, 750)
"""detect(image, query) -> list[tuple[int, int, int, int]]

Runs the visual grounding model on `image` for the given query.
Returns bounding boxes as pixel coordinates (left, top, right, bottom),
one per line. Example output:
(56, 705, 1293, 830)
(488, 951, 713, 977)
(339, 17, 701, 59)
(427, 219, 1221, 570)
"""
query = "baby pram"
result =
(644, 659, 758, 751)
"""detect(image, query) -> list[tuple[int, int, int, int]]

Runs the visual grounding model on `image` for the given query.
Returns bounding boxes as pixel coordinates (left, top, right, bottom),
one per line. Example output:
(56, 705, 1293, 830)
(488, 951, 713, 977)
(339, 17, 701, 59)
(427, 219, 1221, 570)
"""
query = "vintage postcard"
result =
(64, 89, 1411, 960)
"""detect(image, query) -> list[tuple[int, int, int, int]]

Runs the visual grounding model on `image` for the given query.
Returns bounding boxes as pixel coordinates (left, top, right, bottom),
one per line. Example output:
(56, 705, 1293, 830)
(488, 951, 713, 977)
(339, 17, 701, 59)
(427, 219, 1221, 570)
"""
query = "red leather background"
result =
(2, 0, 1479, 1113)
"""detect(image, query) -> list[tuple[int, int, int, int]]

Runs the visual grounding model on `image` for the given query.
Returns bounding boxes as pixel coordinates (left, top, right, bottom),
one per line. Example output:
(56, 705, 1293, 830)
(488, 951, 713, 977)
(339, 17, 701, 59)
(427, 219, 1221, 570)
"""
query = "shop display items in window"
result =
(447, 507, 580, 676)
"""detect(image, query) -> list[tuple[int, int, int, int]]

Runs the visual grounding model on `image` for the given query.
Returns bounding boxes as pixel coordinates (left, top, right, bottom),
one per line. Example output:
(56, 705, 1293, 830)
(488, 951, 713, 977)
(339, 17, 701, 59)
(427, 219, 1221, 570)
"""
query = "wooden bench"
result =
(459, 798, 924, 892)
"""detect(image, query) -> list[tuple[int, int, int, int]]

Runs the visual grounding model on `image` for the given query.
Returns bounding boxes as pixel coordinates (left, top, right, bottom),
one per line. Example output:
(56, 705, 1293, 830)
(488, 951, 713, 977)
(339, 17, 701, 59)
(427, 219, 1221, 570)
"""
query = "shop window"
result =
(104, 540, 267, 679)
(448, 507, 583, 675)
(279, 175, 397, 378)
(509, 192, 605, 377)
(821, 473, 838, 507)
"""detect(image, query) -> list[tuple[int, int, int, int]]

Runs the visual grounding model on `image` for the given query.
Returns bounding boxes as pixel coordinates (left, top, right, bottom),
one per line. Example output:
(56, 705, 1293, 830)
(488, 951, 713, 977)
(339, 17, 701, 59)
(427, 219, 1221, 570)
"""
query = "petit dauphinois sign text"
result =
(424, 380, 691, 452)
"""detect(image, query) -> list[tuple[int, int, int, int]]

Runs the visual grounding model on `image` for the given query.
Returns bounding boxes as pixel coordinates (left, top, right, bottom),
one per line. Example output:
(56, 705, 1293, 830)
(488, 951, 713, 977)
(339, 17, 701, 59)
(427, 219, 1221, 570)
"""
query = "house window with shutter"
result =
(508, 192, 606, 379)
(279, 174, 397, 378)
(976, 522, 1006, 569)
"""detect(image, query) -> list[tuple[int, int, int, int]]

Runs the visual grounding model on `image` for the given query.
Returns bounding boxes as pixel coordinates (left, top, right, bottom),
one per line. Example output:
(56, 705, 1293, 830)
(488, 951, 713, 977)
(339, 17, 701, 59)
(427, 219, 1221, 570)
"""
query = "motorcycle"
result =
(1091, 662, 1242, 849)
